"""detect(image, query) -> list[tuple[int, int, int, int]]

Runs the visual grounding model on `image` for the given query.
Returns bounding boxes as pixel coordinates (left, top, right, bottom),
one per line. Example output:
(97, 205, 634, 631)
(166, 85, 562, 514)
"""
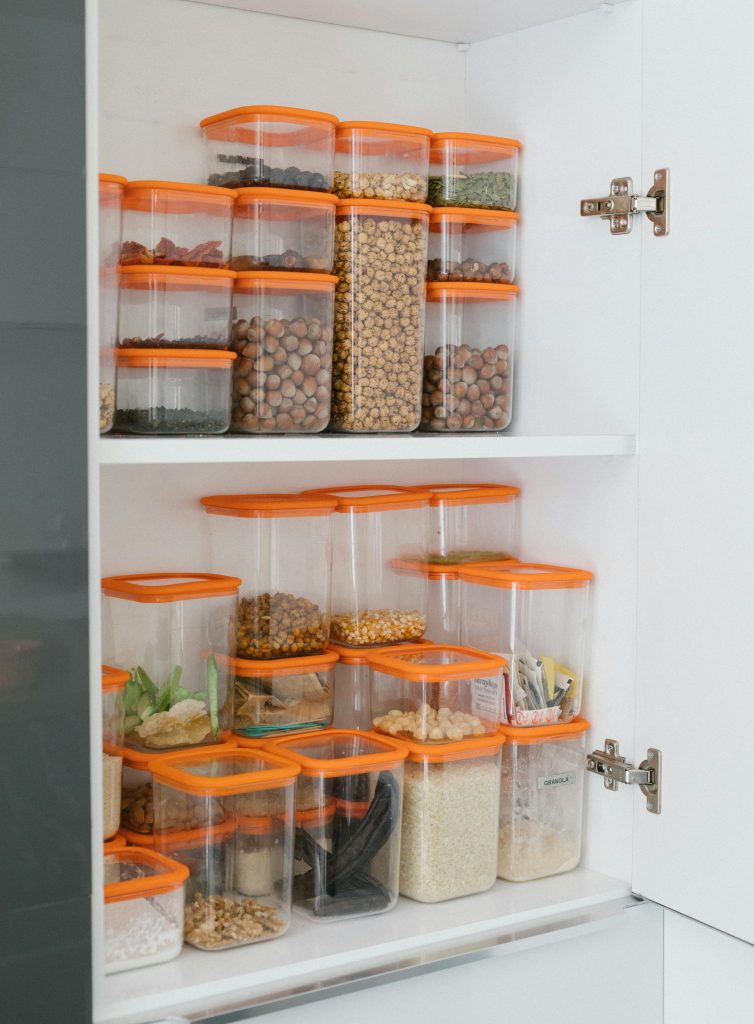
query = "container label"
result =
(537, 772, 577, 790)
(471, 676, 501, 720)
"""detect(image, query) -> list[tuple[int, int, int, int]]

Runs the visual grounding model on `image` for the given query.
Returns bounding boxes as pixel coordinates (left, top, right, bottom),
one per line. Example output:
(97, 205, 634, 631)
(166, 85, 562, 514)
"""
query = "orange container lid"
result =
(150, 748, 299, 796)
(431, 132, 522, 154)
(300, 484, 431, 514)
(104, 848, 189, 904)
(238, 813, 275, 836)
(118, 827, 154, 848)
(264, 728, 408, 779)
(429, 208, 520, 229)
(200, 105, 339, 128)
(336, 122, 432, 156)
(102, 664, 130, 692)
(391, 557, 518, 581)
(200, 492, 338, 519)
(103, 834, 128, 851)
(228, 650, 338, 677)
(422, 483, 520, 507)
(235, 186, 338, 207)
(333, 797, 372, 820)
(154, 819, 237, 852)
(234, 271, 338, 293)
(426, 281, 520, 302)
(367, 643, 506, 682)
(124, 180, 237, 213)
(294, 798, 337, 827)
(99, 173, 127, 186)
(458, 562, 594, 591)
(499, 717, 590, 744)
(102, 572, 241, 603)
(327, 639, 432, 665)
(118, 265, 235, 290)
(400, 730, 505, 765)
(336, 198, 432, 220)
(338, 121, 432, 137)
(117, 739, 238, 772)
(116, 348, 237, 370)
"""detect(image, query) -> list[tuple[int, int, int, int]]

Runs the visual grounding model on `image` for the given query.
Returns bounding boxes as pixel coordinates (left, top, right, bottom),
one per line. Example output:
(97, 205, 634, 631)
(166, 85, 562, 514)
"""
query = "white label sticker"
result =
(471, 676, 501, 719)
(537, 772, 577, 790)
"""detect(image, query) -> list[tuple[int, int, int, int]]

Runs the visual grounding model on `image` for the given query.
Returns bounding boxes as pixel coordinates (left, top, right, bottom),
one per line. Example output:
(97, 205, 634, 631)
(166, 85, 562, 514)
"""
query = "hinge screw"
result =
(655, 171, 661, 182)
(647, 801, 654, 810)
(605, 200, 614, 211)
(585, 202, 595, 212)
(654, 224, 662, 234)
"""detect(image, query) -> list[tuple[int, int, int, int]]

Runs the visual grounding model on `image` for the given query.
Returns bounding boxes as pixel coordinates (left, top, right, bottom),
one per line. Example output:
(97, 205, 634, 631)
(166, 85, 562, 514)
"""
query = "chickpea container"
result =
(230, 651, 337, 738)
(230, 272, 337, 434)
(231, 188, 337, 272)
(428, 133, 521, 211)
(101, 573, 241, 751)
(200, 106, 338, 192)
(264, 730, 407, 920)
(328, 639, 434, 730)
(151, 748, 299, 949)
(332, 199, 430, 432)
(102, 665, 128, 840)
(334, 121, 432, 202)
(498, 719, 589, 882)
(121, 181, 235, 268)
(424, 483, 520, 564)
(427, 208, 519, 283)
(201, 493, 337, 659)
(99, 173, 126, 434)
(459, 563, 593, 726)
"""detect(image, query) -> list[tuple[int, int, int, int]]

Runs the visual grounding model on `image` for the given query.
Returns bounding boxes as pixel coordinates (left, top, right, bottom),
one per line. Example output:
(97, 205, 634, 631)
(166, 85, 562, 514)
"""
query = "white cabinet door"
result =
(633, 0, 754, 943)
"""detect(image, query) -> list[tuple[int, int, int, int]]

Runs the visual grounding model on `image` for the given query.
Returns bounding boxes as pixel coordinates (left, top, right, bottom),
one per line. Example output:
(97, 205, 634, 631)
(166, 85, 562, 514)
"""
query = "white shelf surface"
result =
(99, 870, 631, 1024)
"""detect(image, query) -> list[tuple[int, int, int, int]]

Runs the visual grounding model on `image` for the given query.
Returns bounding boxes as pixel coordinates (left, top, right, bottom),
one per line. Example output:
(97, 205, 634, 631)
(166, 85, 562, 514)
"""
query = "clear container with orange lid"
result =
(334, 121, 432, 202)
(99, 174, 126, 434)
(104, 847, 188, 972)
(201, 106, 338, 192)
(121, 180, 235, 268)
(459, 563, 593, 726)
(151, 748, 299, 948)
(230, 650, 337, 738)
(230, 272, 337, 434)
(231, 188, 337, 272)
(427, 208, 519, 283)
(200, 493, 337, 660)
(101, 573, 241, 751)
(328, 639, 433, 731)
(114, 348, 236, 434)
(263, 729, 407, 920)
(291, 800, 336, 878)
(423, 483, 520, 564)
(422, 282, 518, 432)
(102, 665, 129, 839)
(428, 133, 521, 211)
(498, 718, 589, 881)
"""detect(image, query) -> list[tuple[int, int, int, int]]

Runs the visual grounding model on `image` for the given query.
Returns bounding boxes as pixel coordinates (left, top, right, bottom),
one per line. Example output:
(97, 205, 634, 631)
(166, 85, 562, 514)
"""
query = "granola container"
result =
(428, 133, 521, 211)
(99, 173, 126, 433)
(427, 208, 519, 283)
(424, 483, 520, 564)
(231, 188, 337, 272)
(118, 266, 234, 349)
(328, 640, 433, 730)
(230, 651, 337, 738)
(334, 122, 432, 202)
(102, 665, 129, 840)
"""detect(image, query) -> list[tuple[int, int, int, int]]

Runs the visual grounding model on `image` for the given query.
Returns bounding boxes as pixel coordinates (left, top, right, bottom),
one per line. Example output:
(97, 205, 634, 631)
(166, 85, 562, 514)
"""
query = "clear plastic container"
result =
(459, 563, 593, 726)
(201, 493, 337, 659)
(427, 209, 519, 283)
(121, 181, 234, 268)
(151, 748, 299, 949)
(230, 651, 337, 738)
(424, 483, 520, 564)
(231, 188, 337, 272)
(368, 644, 506, 742)
(422, 283, 518, 432)
(334, 122, 432, 202)
(101, 573, 241, 750)
(102, 665, 129, 840)
(118, 266, 235, 349)
(332, 200, 430, 432)
(291, 801, 335, 877)
(200, 106, 338, 192)
(328, 640, 433, 730)
(399, 733, 503, 902)
(230, 272, 337, 434)
(428, 133, 521, 211)
(263, 730, 407, 920)
(104, 848, 188, 973)
(99, 173, 126, 434)
(114, 348, 236, 434)
(498, 719, 589, 881)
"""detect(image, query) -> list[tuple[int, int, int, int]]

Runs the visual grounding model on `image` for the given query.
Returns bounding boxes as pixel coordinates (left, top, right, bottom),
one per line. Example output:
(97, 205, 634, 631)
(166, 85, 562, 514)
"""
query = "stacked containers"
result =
(389, 560, 465, 645)
(230, 188, 337, 272)
(98, 173, 126, 433)
(424, 483, 520, 564)
(427, 209, 519, 283)
(230, 651, 337, 738)
(328, 639, 432, 730)
(102, 665, 129, 839)
(334, 122, 431, 202)
(428, 133, 521, 211)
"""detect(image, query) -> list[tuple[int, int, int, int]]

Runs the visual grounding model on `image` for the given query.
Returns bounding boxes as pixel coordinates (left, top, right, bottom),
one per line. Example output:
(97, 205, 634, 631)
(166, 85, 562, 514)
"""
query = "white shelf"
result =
(98, 870, 631, 1024)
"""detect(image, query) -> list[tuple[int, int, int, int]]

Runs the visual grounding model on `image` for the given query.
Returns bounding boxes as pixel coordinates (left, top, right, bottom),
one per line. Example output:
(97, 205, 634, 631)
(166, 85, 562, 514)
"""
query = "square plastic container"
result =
(398, 733, 503, 902)
(101, 573, 241, 750)
(428, 133, 521, 211)
(334, 122, 432, 202)
(422, 283, 518, 432)
(104, 848, 188, 973)
(390, 560, 463, 645)
(201, 493, 337, 659)
(498, 719, 589, 881)
(459, 563, 593, 726)
(328, 639, 433, 730)
(201, 106, 338, 192)
(231, 188, 337, 272)
(99, 173, 126, 434)
(102, 665, 129, 840)
(423, 483, 520, 564)
(331, 199, 430, 432)
(151, 748, 299, 949)
(427, 209, 519, 283)
(114, 348, 236, 434)
(230, 272, 337, 433)
(230, 651, 337, 738)
(264, 730, 407, 920)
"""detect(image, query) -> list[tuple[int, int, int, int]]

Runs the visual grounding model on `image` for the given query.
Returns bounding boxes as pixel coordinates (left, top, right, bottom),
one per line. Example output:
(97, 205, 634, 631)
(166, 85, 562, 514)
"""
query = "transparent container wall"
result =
(292, 806, 333, 877)
(103, 752, 122, 840)
(421, 291, 516, 432)
(331, 208, 428, 432)
(334, 127, 429, 202)
(121, 763, 154, 835)
(121, 187, 233, 267)
(102, 590, 236, 749)
(425, 575, 461, 645)
(400, 749, 501, 902)
(104, 860, 184, 973)
(332, 660, 372, 729)
(230, 281, 334, 434)
(102, 688, 125, 748)
(233, 664, 334, 737)
(114, 359, 233, 435)
(99, 179, 123, 434)
(427, 213, 517, 283)
(428, 499, 518, 564)
(498, 734, 586, 881)
(428, 139, 519, 211)
(118, 274, 233, 348)
(231, 194, 335, 272)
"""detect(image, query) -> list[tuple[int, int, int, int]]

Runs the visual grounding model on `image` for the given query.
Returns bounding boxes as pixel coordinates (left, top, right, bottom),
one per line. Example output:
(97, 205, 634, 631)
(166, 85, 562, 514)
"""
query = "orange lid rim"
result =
(233, 270, 338, 291)
(429, 207, 520, 224)
(336, 198, 432, 218)
(367, 643, 506, 682)
(235, 187, 339, 206)
(150, 748, 300, 796)
(118, 265, 235, 283)
(104, 848, 189, 903)
(400, 730, 505, 764)
(431, 132, 522, 150)
(264, 728, 408, 778)
(102, 664, 130, 692)
(116, 349, 237, 369)
(125, 180, 238, 199)
(229, 650, 338, 677)
(101, 572, 241, 602)
(424, 483, 520, 506)
(499, 717, 590, 743)
(337, 121, 433, 138)
(458, 562, 594, 590)
(426, 282, 520, 301)
(116, 739, 239, 771)
(326, 640, 432, 664)
(300, 485, 431, 513)
(153, 819, 237, 851)
(99, 173, 127, 186)
(200, 492, 338, 518)
(200, 106, 339, 128)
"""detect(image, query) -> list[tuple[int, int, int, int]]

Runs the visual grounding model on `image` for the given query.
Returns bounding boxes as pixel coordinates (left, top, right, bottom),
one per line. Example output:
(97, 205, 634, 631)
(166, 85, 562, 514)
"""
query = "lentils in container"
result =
(334, 121, 431, 202)
(428, 132, 521, 211)
(230, 272, 336, 434)
(98, 173, 126, 433)
(424, 483, 520, 564)
(118, 266, 234, 349)
(231, 188, 336, 272)
(427, 208, 519, 283)
(102, 665, 129, 840)
(231, 650, 337, 738)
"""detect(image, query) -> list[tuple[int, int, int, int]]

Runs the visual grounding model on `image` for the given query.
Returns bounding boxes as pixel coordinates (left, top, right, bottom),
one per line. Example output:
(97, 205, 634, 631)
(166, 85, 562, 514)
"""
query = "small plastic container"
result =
(231, 188, 337, 272)
(230, 651, 337, 738)
(104, 848, 188, 973)
(121, 181, 235, 268)
(151, 748, 299, 949)
(328, 639, 433, 730)
(201, 493, 337, 659)
(459, 563, 593, 726)
(428, 133, 521, 211)
(101, 573, 241, 750)
(424, 483, 520, 564)
(114, 348, 236, 434)
(99, 174, 126, 434)
(334, 122, 432, 202)
(422, 282, 518, 432)
(291, 801, 335, 878)
(102, 665, 129, 840)
(399, 733, 503, 902)
(230, 272, 337, 434)
(117, 265, 235, 349)
(498, 719, 589, 881)
(264, 730, 407, 920)
(427, 209, 519, 283)
(201, 106, 338, 192)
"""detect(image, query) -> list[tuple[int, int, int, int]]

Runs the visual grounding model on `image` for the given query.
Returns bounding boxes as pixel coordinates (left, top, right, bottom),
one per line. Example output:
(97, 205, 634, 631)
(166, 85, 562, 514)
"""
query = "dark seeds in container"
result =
(114, 407, 229, 434)
(209, 156, 329, 192)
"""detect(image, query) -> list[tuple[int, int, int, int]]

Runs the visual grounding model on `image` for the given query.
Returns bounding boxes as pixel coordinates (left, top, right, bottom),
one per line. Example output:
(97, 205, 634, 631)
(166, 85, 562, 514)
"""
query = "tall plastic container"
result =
(99, 173, 126, 433)
(428, 133, 521, 211)
(427, 208, 519, 283)
(329, 639, 434, 730)
(231, 188, 337, 272)
(423, 483, 520, 564)
(230, 651, 337, 738)
(334, 122, 431, 202)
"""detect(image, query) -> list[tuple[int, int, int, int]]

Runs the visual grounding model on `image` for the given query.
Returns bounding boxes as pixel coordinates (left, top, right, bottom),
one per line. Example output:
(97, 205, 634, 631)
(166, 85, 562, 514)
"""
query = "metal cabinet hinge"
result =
(586, 739, 662, 814)
(580, 168, 669, 235)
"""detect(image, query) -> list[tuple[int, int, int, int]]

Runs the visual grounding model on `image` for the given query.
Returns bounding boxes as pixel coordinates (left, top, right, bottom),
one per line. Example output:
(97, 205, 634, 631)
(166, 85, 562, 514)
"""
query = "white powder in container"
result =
(105, 891, 184, 973)
(103, 753, 122, 840)
(237, 848, 274, 897)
